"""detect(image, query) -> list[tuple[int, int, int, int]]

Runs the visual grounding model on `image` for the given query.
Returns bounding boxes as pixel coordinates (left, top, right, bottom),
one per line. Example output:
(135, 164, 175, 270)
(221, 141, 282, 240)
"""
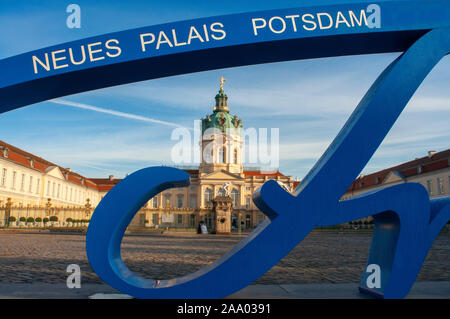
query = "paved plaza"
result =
(0, 229, 448, 286)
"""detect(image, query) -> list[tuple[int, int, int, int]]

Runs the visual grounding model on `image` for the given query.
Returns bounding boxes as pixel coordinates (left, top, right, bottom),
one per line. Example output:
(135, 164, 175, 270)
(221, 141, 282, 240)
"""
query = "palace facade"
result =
(1, 81, 449, 231)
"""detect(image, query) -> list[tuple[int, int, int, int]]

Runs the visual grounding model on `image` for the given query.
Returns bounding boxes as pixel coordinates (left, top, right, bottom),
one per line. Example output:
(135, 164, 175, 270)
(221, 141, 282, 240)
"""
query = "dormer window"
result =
(27, 157, 35, 168)
(1, 147, 9, 158)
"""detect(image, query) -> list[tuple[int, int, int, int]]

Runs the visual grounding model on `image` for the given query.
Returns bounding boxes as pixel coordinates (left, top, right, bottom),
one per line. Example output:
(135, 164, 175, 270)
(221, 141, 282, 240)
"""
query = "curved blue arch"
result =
(1, 1, 449, 299)
(0, 1, 449, 113)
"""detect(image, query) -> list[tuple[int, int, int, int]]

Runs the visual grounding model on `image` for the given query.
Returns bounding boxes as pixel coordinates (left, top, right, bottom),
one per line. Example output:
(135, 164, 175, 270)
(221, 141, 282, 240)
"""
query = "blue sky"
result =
(0, 0, 449, 180)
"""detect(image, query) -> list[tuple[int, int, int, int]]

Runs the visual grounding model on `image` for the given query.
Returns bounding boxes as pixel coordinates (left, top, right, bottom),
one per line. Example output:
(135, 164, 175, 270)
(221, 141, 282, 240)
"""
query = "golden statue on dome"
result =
(219, 75, 226, 90)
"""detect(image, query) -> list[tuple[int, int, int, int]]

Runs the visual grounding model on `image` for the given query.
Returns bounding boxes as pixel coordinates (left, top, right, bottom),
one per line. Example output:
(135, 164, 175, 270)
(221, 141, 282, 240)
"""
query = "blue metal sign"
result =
(0, 0, 449, 299)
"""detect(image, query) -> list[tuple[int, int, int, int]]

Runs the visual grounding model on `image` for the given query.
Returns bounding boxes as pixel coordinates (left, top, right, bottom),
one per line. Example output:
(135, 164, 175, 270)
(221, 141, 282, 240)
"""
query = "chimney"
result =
(428, 150, 437, 157)
(109, 175, 114, 181)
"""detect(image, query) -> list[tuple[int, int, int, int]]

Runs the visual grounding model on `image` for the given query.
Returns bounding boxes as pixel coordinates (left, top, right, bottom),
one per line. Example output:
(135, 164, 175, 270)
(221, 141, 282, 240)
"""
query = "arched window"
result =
(203, 146, 213, 164)
(231, 189, 239, 207)
(204, 188, 213, 206)
(234, 148, 238, 164)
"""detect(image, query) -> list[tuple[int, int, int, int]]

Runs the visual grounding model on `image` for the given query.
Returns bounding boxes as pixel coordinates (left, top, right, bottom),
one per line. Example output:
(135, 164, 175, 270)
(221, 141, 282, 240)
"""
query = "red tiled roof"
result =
(97, 185, 115, 191)
(0, 140, 98, 190)
(244, 171, 284, 177)
(88, 178, 121, 185)
(346, 149, 450, 193)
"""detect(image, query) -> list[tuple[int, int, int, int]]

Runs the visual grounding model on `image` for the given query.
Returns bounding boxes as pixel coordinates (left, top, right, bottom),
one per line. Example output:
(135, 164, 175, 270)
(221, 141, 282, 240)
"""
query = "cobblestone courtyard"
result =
(0, 230, 448, 285)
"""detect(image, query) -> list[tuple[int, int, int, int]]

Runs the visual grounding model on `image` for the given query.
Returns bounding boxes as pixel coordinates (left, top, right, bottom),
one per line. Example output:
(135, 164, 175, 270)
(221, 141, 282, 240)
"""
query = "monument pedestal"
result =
(212, 196, 232, 235)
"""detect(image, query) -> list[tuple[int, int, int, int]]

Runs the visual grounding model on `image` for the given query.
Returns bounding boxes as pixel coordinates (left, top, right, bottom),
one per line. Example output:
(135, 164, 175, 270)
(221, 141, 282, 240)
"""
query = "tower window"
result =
(218, 147, 225, 164)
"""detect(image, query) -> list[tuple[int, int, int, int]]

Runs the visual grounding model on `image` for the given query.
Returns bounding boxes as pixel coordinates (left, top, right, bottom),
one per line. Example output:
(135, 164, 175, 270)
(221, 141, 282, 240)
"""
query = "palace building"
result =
(1, 79, 449, 231)
(0, 79, 298, 231)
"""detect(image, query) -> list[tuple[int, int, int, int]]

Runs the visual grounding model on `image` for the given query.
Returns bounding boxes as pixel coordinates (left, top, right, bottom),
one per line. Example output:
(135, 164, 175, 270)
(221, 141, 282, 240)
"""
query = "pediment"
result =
(201, 170, 243, 181)
(45, 166, 65, 180)
(382, 171, 405, 184)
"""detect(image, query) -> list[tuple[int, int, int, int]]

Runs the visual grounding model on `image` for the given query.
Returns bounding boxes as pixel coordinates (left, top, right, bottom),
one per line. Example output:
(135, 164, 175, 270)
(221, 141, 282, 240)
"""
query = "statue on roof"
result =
(219, 76, 226, 91)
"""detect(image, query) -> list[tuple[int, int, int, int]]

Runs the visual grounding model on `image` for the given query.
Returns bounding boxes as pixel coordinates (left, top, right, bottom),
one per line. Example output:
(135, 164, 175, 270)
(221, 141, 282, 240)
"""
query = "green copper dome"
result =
(202, 86, 243, 134)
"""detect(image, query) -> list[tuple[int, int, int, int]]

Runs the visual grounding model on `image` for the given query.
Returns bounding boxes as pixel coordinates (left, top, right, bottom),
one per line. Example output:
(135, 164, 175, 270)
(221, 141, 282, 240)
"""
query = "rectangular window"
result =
(29, 176, 33, 193)
(177, 214, 183, 224)
(189, 195, 196, 209)
(246, 197, 250, 210)
(1, 168, 6, 186)
(426, 180, 433, 195)
(152, 213, 158, 225)
(12, 171, 17, 189)
(36, 178, 40, 194)
(152, 196, 158, 208)
(65, 186, 68, 200)
(20, 173, 25, 191)
(437, 177, 444, 195)
(177, 195, 183, 208)
(204, 189, 212, 206)
(57, 184, 61, 198)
